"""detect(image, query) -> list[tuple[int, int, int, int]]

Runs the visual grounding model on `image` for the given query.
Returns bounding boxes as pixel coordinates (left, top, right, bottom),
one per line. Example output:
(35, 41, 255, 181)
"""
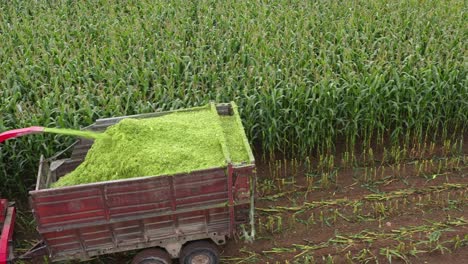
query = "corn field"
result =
(0, 0, 466, 197)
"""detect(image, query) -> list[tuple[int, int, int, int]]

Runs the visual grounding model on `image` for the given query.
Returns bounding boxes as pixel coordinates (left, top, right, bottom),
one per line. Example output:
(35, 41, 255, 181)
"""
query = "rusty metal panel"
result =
(79, 226, 114, 250)
(41, 206, 238, 261)
(30, 166, 251, 261)
(205, 207, 230, 234)
(215, 103, 233, 116)
(234, 204, 250, 222)
(31, 187, 106, 228)
(113, 220, 144, 245)
(52, 160, 83, 178)
(105, 177, 172, 219)
(42, 230, 81, 255)
(173, 210, 207, 235)
(143, 215, 175, 239)
(69, 139, 93, 160)
(173, 168, 228, 210)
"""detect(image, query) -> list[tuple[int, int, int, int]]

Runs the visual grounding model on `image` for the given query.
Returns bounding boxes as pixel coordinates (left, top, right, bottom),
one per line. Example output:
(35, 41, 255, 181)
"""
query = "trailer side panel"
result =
(30, 166, 253, 261)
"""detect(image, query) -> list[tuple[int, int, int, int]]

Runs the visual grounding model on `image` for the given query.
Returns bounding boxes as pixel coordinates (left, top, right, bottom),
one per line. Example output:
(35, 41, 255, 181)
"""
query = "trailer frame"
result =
(23, 102, 255, 263)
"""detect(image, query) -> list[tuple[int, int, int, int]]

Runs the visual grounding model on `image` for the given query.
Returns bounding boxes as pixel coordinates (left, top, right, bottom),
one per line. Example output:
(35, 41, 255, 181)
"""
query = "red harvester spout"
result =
(0, 126, 45, 143)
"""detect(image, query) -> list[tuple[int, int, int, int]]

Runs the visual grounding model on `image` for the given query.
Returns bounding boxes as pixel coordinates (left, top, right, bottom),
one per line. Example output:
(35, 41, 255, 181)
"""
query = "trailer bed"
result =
(29, 102, 255, 261)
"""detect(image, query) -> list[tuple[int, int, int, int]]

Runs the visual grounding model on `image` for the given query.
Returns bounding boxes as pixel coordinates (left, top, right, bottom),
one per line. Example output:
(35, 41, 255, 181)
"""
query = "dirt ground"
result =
(222, 166, 467, 263)
(219, 139, 468, 263)
(11, 138, 468, 263)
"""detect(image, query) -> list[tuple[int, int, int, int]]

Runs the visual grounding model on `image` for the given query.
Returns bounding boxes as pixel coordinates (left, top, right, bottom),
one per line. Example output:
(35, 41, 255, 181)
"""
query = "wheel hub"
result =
(191, 254, 210, 264)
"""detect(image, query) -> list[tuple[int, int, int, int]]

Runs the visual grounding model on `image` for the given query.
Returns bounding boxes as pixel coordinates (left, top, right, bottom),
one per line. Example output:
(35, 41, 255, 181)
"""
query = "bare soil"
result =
(12, 139, 468, 263)
(220, 140, 468, 263)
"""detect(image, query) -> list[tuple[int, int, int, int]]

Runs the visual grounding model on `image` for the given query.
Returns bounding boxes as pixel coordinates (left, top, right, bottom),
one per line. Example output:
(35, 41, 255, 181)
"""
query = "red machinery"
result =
(0, 199, 15, 264)
(0, 126, 44, 143)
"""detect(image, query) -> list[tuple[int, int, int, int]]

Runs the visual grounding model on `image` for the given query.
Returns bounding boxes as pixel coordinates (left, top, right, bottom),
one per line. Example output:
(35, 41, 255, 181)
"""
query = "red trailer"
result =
(0, 199, 15, 264)
(22, 103, 255, 263)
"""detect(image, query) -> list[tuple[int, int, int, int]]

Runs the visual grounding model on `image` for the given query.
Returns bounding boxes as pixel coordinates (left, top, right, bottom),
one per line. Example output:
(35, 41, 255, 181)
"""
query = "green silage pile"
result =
(53, 107, 249, 187)
(219, 116, 250, 163)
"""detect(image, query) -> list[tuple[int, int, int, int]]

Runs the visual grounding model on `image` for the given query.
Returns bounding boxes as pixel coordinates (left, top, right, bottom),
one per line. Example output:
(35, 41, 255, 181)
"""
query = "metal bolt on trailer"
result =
(16, 102, 255, 264)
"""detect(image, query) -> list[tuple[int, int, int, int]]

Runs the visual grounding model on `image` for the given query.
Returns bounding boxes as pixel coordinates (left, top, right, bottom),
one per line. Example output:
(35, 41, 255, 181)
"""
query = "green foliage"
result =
(0, 0, 466, 196)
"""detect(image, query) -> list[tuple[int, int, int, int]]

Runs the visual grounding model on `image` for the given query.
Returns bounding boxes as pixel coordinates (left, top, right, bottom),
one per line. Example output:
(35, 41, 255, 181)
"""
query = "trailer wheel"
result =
(131, 248, 172, 264)
(180, 241, 220, 264)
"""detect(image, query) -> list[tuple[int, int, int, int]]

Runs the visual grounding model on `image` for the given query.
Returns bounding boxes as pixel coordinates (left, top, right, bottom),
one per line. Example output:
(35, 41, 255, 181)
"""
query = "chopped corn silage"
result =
(54, 107, 249, 187)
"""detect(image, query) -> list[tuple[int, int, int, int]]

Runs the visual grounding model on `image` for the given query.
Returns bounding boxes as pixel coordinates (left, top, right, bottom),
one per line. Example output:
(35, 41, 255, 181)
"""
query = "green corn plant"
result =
(1, 0, 466, 199)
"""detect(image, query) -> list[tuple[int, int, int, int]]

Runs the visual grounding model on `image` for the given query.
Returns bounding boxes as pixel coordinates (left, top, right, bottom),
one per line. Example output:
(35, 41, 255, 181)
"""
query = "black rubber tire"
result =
(131, 248, 172, 264)
(180, 240, 220, 264)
